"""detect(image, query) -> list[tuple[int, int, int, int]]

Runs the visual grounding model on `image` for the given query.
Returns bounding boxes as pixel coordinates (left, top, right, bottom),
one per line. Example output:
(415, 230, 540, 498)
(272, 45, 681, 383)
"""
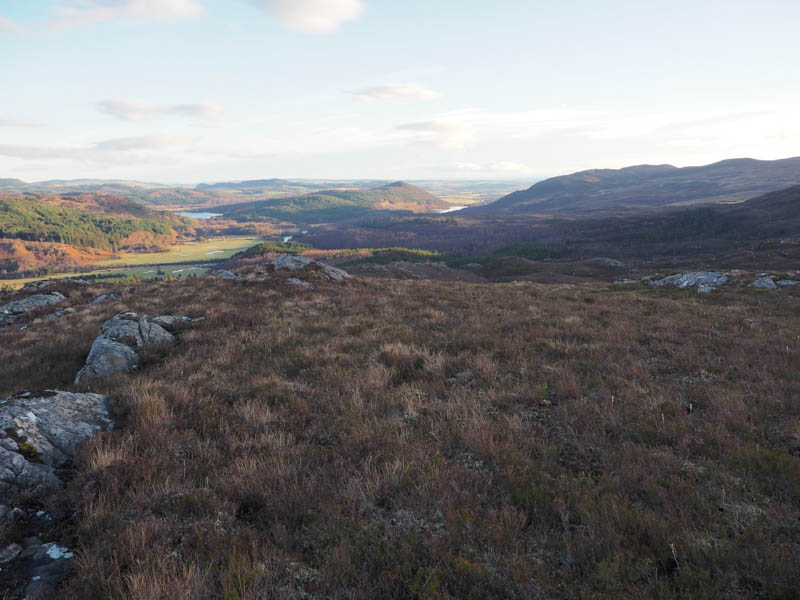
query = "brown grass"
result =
(2, 276, 799, 598)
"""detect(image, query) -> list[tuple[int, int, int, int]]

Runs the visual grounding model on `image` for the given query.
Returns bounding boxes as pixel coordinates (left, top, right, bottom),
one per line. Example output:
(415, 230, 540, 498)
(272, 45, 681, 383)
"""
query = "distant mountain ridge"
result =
(195, 178, 296, 191)
(465, 157, 800, 215)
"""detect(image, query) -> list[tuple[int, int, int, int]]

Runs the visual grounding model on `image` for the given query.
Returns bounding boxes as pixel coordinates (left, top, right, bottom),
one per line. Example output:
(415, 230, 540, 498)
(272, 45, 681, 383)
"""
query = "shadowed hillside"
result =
(465, 157, 800, 215)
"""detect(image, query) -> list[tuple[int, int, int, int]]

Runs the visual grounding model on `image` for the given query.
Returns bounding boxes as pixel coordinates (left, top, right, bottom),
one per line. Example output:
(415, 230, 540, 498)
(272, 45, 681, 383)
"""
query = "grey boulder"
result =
(272, 256, 350, 281)
(0, 390, 111, 500)
(650, 272, 728, 289)
(92, 293, 119, 303)
(272, 255, 314, 271)
(0, 292, 66, 316)
(212, 269, 241, 280)
(75, 312, 178, 384)
(749, 276, 777, 289)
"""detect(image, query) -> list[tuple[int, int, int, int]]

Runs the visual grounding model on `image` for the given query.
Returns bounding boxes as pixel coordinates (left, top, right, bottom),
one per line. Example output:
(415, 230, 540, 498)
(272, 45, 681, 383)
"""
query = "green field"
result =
(96, 236, 262, 266)
(0, 236, 262, 290)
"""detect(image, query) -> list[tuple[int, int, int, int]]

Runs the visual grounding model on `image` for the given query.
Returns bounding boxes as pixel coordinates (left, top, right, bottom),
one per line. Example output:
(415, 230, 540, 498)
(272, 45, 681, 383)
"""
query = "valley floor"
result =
(0, 236, 262, 290)
(2, 275, 799, 598)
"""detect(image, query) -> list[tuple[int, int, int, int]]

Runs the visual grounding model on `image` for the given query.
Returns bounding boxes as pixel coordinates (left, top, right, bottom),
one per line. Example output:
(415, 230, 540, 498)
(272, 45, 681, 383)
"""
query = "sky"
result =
(1, 0, 799, 183)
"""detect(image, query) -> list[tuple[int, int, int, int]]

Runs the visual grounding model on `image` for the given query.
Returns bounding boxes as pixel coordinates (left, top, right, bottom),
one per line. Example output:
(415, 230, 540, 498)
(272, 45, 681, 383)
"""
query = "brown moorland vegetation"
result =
(1, 275, 799, 598)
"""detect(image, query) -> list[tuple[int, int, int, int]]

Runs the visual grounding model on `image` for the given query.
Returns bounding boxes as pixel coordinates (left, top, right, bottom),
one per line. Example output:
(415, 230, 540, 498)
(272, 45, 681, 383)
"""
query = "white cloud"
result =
(45, 0, 204, 30)
(98, 98, 224, 122)
(0, 14, 23, 33)
(396, 119, 477, 149)
(0, 133, 197, 161)
(94, 133, 198, 151)
(252, 0, 365, 33)
(0, 116, 44, 128)
(349, 83, 442, 101)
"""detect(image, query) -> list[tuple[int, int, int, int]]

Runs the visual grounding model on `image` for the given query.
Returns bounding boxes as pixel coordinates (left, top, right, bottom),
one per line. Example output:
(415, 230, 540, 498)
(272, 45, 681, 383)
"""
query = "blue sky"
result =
(1, 0, 799, 183)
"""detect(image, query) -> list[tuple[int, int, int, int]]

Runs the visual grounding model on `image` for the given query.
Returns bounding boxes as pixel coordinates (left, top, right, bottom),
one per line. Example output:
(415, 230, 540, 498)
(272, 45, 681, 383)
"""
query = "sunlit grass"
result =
(95, 236, 263, 266)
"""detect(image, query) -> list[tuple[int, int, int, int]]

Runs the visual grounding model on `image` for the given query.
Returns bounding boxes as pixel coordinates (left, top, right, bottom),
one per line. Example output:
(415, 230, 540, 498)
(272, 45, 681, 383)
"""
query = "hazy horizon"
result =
(2, 1, 799, 182)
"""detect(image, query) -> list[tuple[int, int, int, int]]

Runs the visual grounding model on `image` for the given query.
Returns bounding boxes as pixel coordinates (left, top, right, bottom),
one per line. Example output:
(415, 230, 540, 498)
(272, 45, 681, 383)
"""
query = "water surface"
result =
(178, 211, 223, 219)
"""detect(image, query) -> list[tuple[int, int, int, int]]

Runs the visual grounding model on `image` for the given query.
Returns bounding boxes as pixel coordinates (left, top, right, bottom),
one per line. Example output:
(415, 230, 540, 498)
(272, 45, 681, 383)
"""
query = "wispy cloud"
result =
(0, 133, 198, 162)
(396, 119, 477, 149)
(98, 98, 224, 122)
(349, 83, 442, 101)
(45, 0, 204, 30)
(0, 116, 44, 128)
(251, 0, 365, 33)
(94, 133, 198, 151)
(0, 14, 24, 33)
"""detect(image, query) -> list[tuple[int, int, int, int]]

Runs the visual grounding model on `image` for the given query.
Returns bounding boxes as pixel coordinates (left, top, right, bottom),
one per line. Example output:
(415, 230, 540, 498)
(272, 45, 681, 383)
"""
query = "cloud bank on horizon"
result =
(1, 1, 799, 181)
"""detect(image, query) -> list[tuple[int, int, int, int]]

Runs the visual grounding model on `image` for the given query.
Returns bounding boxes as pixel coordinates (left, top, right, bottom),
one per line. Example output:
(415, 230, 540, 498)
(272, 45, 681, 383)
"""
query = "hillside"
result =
(221, 181, 448, 223)
(0, 197, 179, 252)
(0, 238, 114, 275)
(465, 157, 800, 215)
(2, 272, 799, 598)
(556, 184, 800, 260)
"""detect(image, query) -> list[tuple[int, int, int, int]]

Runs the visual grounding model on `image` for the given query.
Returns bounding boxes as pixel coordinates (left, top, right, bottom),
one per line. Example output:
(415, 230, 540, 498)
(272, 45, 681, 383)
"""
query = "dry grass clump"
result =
(2, 276, 799, 598)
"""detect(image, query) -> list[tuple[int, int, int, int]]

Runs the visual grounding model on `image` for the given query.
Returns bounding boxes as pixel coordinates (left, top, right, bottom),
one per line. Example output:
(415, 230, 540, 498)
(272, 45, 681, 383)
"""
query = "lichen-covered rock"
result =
(749, 276, 777, 289)
(75, 312, 180, 384)
(75, 338, 139, 384)
(0, 391, 111, 500)
(272, 255, 315, 271)
(272, 256, 350, 281)
(212, 269, 241, 280)
(16, 538, 75, 599)
(650, 272, 728, 289)
(92, 293, 119, 304)
(0, 292, 66, 316)
(151, 315, 196, 332)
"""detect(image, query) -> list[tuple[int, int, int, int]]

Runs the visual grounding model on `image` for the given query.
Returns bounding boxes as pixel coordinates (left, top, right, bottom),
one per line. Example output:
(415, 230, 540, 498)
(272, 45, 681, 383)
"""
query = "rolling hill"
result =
(221, 181, 449, 223)
(0, 197, 180, 252)
(464, 157, 800, 215)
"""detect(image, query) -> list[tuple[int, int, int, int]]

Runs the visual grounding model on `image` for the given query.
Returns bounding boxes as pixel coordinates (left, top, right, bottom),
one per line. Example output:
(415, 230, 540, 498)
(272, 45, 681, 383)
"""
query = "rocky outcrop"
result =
(211, 269, 241, 281)
(0, 292, 65, 317)
(272, 256, 350, 281)
(750, 276, 777, 289)
(650, 272, 728, 290)
(777, 279, 799, 287)
(92, 293, 119, 303)
(0, 390, 111, 499)
(75, 312, 193, 384)
(0, 390, 112, 598)
(589, 257, 625, 268)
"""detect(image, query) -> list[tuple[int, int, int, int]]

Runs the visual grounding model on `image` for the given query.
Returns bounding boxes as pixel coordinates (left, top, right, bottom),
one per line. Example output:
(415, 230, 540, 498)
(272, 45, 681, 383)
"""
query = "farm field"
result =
(0, 237, 262, 290)
(95, 236, 262, 266)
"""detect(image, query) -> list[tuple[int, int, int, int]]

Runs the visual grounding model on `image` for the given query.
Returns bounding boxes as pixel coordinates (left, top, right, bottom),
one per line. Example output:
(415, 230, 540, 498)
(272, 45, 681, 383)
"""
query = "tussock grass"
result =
(2, 277, 799, 598)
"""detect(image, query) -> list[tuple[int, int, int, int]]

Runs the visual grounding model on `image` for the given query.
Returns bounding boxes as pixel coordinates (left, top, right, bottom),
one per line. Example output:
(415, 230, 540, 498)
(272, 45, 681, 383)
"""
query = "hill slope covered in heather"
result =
(2, 268, 799, 599)
(464, 157, 800, 215)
